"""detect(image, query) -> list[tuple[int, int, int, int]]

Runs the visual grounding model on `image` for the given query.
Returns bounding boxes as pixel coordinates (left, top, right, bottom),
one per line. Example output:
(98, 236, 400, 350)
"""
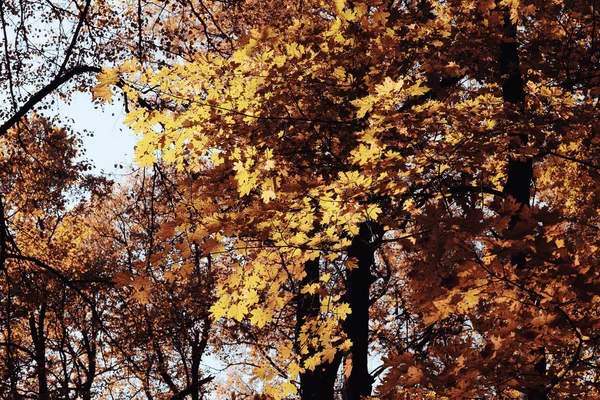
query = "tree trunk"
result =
(29, 304, 49, 400)
(343, 222, 382, 400)
(498, 8, 546, 400)
(297, 258, 342, 400)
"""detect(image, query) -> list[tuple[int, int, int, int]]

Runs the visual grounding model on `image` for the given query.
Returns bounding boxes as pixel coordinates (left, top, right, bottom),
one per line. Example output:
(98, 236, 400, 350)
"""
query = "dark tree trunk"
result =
(297, 258, 342, 400)
(81, 320, 97, 400)
(29, 304, 49, 400)
(498, 8, 546, 400)
(343, 222, 383, 400)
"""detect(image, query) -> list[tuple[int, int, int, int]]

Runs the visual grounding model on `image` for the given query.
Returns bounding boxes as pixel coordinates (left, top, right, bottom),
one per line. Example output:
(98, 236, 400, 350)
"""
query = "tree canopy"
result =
(1, 0, 600, 399)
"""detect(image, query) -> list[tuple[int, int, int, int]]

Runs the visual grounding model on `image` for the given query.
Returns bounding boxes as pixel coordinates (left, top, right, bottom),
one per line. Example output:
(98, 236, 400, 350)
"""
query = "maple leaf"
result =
(407, 80, 429, 97)
(91, 84, 114, 104)
(304, 354, 321, 371)
(344, 356, 353, 378)
(405, 366, 424, 385)
(333, 0, 346, 16)
(262, 188, 276, 203)
(281, 382, 297, 396)
(344, 258, 358, 270)
(201, 237, 224, 255)
(250, 308, 272, 328)
(335, 303, 352, 320)
(113, 271, 134, 288)
(351, 96, 377, 119)
(132, 289, 150, 305)
(227, 303, 249, 322)
(322, 346, 337, 363)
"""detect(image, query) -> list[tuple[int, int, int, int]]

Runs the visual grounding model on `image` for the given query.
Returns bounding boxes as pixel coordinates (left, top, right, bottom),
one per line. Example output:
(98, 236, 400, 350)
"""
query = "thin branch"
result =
(57, 0, 92, 76)
(545, 151, 600, 172)
(0, 65, 101, 137)
(0, 0, 18, 109)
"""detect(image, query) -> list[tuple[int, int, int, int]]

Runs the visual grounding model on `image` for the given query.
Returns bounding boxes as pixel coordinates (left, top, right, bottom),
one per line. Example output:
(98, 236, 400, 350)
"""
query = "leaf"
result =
(227, 303, 248, 322)
(113, 271, 133, 288)
(91, 84, 114, 104)
(281, 382, 297, 396)
(408, 80, 429, 97)
(344, 356, 353, 378)
(345, 258, 358, 270)
(201, 237, 224, 255)
(333, 0, 346, 16)
(351, 96, 376, 119)
(335, 303, 352, 320)
(250, 308, 272, 328)
(322, 346, 337, 363)
(304, 354, 320, 371)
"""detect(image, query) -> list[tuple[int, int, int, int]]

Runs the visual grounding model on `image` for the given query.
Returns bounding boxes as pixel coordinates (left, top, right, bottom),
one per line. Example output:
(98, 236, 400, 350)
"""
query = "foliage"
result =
(2, 0, 600, 399)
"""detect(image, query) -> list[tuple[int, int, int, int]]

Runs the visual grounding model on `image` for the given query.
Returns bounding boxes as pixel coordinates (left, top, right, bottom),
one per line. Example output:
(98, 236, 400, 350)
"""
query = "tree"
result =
(0, 114, 113, 399)
(103, 166, 217, 399)
(2, 0, 600, 398)
(105, 0, 600, 398)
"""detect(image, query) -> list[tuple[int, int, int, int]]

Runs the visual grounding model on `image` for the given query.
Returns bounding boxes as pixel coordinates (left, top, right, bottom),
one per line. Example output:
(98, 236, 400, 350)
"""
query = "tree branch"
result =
(0, 65, 101, 137)
(57, 0, 92, 76)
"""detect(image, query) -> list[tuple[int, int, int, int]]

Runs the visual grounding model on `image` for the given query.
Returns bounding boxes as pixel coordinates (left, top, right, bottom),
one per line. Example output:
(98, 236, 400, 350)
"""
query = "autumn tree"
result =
(3, 0, 600, 399)
(103, 0, 600, 399)
(0, 114, 116, 399)
(0, 0, 279, 398)
(100, 166, 217, 399)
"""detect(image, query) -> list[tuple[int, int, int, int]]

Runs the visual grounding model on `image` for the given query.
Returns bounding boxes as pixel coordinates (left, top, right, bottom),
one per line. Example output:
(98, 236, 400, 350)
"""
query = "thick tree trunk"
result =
(297, 258, 342, 400)
(498, 9, 546, 400)
(343, 222, 382, 400)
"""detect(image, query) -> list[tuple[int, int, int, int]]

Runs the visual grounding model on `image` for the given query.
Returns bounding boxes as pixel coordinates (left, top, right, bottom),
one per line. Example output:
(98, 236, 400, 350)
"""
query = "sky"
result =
(56, 91, 138, 179)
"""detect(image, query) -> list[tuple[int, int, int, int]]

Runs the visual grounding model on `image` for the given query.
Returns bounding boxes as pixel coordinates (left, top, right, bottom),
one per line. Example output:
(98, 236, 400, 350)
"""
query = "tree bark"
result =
(29, 304, 49, 400)
(343, 222, 383, 400)
(297, 258, 342, 400)
(498, 8, 546, 400)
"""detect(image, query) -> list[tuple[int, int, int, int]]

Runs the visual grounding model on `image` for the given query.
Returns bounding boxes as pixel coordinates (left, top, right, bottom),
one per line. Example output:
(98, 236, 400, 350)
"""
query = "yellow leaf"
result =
(366, 204, 382, 220)
(250, 308, 272, 328)
(304, 354, 320, 371)
(339, 339, 352, 351)
(97, 67, 120, 85)
(287, 361, 301, 378)
(227, 303, 248, 321)
(376, 76, 404, 96)
(91, 84, 114, 104)
(483, 119, 496, 129)
(335, 303, 352, 320)
(301, 283, 320, 295)
(333, 0, 346, 15)
(351, 96, 376, 119)
(281, 382, 297, 396)
(209, 295, 231, 319)
(262, 189, 276, 203)
(408, 80, 429, 97)
(322, 346, 337, 363)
